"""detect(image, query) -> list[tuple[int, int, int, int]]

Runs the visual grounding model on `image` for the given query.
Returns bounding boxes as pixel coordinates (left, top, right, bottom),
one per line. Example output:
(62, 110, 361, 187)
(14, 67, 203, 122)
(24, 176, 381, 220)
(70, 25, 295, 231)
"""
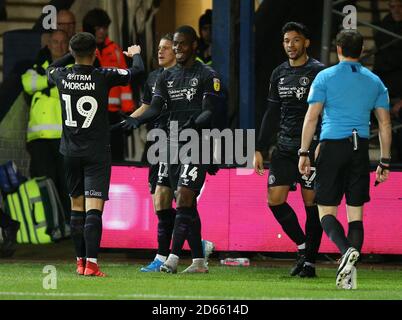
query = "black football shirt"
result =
(48, 64, 131, 156)
(268, 57, 325, 150)
(153, 60, 221, 136)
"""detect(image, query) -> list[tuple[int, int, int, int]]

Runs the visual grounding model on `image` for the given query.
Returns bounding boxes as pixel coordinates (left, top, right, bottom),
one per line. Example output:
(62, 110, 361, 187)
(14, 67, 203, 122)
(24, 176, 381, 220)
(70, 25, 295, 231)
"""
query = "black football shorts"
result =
(64, 151, 111, 201)
(314, 138, 370, 206)
(268, 146, 317, 190)
(148, 163, 159, 195)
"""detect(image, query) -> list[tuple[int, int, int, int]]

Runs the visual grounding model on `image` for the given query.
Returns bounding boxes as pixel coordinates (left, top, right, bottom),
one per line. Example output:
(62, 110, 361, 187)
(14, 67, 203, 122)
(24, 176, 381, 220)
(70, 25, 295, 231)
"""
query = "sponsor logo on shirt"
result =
(168, 87, 197, 102)
(295, 87, 307, 100)
(85, 190, 103, 197)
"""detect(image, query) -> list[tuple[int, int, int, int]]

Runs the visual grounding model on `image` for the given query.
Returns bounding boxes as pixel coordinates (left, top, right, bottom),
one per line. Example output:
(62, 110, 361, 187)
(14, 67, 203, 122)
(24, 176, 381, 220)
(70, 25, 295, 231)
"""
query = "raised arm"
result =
(123, 45, 145, 77)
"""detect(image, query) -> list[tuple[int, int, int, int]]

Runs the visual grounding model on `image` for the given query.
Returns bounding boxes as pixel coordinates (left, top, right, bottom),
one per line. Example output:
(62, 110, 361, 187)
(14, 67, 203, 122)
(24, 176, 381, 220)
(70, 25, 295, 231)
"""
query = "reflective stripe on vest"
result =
(109, 97, 121, 105)
(21, 69, 48, 95)
(27, 124, 62, 133)
(6, 179, 52, 244)
(121, 93, 132, 100)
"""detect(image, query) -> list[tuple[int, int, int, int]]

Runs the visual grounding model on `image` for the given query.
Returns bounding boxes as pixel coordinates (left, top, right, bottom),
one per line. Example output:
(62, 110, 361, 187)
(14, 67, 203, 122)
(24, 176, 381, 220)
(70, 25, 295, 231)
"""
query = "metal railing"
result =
(321, 0, 402, 65)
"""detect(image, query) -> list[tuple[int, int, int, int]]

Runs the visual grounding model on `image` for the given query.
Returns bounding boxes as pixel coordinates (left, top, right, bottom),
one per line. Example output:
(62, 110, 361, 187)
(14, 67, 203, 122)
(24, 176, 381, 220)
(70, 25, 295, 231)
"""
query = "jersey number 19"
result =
(62, 94, 98, 128)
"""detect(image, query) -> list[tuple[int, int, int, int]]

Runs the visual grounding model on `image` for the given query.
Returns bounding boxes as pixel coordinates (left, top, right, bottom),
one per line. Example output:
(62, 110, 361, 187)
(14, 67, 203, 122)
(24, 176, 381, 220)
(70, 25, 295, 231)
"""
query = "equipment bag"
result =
(4, 177, 65, 244)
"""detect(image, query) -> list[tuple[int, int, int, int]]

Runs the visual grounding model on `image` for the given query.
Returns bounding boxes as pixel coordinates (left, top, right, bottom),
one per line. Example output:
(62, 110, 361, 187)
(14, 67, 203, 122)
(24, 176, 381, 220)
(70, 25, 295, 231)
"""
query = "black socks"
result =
(321, 214, 350, 255)
(187, 210, 203, 259)
(305, 205, 323, 264)
(156, 208, 176, 256)
(269, 203, 306, 245)
(84, 209, 102, 259)
(347, 220, 364, 252)
(70, 210, 86, 258)
(170, 207, 194, 257)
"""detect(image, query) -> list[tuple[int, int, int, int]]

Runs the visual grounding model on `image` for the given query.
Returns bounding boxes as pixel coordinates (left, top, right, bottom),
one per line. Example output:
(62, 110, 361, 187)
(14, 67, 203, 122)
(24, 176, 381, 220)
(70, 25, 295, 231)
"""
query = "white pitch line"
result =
(0, 291, 344, 300)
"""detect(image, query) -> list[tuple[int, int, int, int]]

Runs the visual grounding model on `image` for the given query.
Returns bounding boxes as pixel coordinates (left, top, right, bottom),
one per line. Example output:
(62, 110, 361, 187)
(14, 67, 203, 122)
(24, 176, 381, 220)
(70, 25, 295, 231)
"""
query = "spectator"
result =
(196, 9, 212, 65)
(373, 0, 402, 161)
(56, 9, 76, 41)
(37, 10, 76, 66)
(21, 30, 73, 222)
(82, 8, 136, 162)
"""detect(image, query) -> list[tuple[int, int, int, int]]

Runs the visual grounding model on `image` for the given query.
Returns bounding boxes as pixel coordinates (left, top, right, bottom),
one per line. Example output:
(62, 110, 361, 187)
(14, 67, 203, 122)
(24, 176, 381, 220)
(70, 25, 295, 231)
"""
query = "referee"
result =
(298, 30, 392, 289)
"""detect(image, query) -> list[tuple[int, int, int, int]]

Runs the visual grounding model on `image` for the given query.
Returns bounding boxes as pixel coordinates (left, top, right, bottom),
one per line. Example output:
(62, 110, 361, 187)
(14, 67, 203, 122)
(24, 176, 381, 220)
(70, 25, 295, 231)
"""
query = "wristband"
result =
(378, 162, 390, 170)
(298, 149, 309, 157)
(380, 157, 391, 164)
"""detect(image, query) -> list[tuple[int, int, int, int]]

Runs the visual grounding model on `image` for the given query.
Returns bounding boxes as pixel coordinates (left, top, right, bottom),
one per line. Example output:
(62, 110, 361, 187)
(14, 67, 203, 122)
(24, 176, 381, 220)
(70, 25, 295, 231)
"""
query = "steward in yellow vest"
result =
(21, 30, 73, 222)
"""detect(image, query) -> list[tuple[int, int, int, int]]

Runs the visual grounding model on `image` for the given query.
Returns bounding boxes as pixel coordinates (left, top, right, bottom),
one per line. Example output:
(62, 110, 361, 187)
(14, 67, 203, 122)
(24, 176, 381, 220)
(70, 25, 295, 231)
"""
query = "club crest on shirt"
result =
(299, 77, 310, 86)
(167, 80, 174, 88)
(190, 78, 199, 87)
(213, 78, 220, 92)
(279, 77, 285, 85)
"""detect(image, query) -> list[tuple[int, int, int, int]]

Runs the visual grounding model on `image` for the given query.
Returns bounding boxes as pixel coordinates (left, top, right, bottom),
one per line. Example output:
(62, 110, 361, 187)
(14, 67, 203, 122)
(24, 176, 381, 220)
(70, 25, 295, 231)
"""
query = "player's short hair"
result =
(69, 32, 96, 57)
(161, 33, 174, 42)
(336, 29, 363, 58)
(175, 25, 197, 43)
(282, 22, 310, 39)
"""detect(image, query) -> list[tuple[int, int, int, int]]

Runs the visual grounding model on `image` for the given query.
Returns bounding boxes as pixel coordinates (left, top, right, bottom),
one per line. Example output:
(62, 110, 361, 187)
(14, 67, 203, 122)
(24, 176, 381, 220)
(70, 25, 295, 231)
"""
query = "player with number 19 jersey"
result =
(48, 51, 143, 201)
(48, 65, 133, 156)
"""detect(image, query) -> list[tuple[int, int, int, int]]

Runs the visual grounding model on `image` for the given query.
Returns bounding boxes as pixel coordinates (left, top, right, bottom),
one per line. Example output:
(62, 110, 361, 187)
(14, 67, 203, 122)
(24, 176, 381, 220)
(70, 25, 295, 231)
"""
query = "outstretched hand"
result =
(121, 116, 141, 130)
(123, 45, 141, 58)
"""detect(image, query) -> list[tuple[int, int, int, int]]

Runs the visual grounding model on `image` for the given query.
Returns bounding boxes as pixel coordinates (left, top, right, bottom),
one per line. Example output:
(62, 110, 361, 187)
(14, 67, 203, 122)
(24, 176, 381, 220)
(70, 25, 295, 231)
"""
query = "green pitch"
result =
(1, 261, 402, 300)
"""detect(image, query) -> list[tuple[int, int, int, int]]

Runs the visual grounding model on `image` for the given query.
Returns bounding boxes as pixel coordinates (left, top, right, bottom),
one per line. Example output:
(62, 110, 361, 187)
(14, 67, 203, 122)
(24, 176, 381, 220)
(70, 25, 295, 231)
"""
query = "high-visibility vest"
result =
(22, 60, 70, 142)
(196, 56, 212, 66)
(96, 37, 135, 113)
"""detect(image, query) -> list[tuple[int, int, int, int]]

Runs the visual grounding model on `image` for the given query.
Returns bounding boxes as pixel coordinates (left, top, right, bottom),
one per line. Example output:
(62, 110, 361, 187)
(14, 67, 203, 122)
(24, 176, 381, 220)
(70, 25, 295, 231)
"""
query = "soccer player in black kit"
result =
(254, 22, 324, 277)
(126, 33, 214, 272)
(121, 25, 222, 273)
(47, 32, 144, 277)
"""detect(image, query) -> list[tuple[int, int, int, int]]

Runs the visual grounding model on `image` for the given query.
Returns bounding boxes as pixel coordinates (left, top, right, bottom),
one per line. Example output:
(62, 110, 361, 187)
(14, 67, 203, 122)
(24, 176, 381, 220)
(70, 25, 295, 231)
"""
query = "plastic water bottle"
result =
(220, 258, 250, 266)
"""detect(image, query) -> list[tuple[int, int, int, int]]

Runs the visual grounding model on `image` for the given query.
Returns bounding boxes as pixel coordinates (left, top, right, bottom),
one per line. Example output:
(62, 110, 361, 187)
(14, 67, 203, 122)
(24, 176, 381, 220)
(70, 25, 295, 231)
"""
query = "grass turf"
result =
(0, 261, 402, 300)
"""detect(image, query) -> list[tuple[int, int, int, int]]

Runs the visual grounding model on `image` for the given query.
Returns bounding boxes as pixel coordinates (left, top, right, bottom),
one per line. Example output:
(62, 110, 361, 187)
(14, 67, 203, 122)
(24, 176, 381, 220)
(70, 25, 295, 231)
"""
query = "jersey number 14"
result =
(62, 94, 98, 128)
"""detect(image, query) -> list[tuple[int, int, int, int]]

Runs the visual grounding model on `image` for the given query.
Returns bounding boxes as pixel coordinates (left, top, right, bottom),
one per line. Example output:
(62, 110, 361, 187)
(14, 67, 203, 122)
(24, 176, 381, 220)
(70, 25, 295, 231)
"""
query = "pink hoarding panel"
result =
(101, 166, 402, 254)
